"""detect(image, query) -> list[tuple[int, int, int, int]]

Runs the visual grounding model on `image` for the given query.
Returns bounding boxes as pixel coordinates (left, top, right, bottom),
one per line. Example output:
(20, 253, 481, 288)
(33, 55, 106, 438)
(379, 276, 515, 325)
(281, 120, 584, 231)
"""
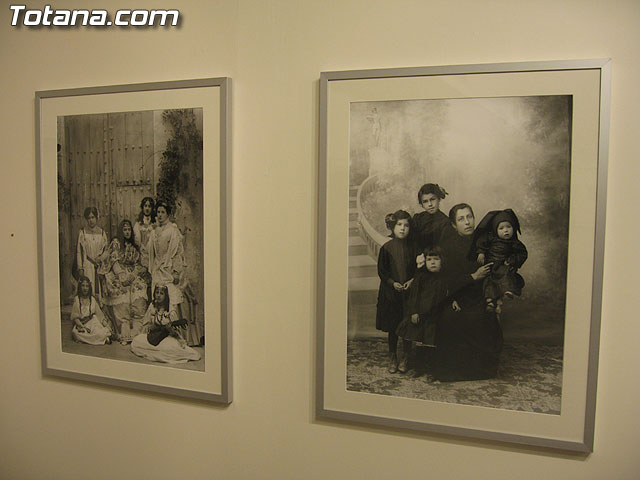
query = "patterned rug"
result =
(347, 338, 562, 414)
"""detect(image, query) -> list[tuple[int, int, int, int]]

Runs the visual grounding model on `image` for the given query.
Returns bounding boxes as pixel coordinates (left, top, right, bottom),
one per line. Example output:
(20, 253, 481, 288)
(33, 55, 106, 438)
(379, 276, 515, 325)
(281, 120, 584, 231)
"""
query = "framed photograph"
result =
(36, 78, 232, 403)
(317, 60, 610, 451)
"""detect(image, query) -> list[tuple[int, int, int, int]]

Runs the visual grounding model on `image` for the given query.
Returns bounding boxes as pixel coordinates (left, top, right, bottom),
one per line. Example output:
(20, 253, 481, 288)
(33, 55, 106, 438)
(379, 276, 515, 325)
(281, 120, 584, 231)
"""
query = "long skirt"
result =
(130, 334, 201, 364)
(433, 304, 503, 381)
(177, 289, 204, 346)
(111, 298, 147, 343)
(72, 317, 111, 345)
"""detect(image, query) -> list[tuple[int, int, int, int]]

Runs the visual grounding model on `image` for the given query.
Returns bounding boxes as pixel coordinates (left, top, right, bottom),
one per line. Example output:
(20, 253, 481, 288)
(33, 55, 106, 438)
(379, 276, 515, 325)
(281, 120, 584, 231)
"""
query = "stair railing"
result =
(356, 175, 389, 260)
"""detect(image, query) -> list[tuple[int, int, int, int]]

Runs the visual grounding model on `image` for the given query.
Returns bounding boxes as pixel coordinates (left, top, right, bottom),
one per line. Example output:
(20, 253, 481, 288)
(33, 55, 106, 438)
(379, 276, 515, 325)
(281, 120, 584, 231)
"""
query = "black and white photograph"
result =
(347, 96, 570, 414)
(57, 107, 205, 370)
(317, 61, 609, 451)
(37, 78, 231, 403)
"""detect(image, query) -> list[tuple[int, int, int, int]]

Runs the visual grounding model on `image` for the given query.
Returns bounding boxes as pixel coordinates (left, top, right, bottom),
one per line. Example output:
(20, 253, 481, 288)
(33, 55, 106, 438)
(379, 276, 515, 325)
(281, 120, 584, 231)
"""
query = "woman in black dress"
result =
(433, 203, 502, 381)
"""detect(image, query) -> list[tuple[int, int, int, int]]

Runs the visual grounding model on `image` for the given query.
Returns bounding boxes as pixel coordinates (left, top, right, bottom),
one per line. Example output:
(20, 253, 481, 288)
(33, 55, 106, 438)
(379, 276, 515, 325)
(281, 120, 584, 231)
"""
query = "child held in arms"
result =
(472, 209, 528, 313)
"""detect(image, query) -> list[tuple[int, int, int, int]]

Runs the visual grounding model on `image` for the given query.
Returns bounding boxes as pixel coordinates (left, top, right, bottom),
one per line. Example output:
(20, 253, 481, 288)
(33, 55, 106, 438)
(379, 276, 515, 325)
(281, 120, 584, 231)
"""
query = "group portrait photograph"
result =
(346, 95, 571, 414)
(56, 107, 206, 371)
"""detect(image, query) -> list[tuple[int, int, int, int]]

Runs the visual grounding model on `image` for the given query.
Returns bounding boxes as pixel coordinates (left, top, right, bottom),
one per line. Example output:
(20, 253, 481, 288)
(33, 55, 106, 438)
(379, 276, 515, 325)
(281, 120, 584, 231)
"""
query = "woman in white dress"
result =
(130, 285, 200, 364)
(76, 206, 108, 301)
(71, 276, 112, 345)
(147, 201, 203, 346)
(148, 202, 186, 307)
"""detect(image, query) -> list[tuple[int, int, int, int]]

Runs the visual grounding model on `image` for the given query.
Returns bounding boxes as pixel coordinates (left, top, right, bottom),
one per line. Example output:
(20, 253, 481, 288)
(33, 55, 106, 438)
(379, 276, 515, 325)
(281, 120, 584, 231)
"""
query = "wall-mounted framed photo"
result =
(317, 60, 610, 451)
(36, 78, 232, 403)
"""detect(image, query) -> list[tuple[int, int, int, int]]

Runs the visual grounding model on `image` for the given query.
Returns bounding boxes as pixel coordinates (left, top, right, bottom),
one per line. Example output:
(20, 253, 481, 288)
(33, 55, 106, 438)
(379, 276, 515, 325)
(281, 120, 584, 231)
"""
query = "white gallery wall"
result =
(1, 1, 639, 478)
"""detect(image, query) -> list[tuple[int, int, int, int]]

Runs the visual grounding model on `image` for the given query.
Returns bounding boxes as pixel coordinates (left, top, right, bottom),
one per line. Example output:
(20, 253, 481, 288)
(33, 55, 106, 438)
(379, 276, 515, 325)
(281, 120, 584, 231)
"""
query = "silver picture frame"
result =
(36, 78, 232, 403)
(317, 60, 610, 451)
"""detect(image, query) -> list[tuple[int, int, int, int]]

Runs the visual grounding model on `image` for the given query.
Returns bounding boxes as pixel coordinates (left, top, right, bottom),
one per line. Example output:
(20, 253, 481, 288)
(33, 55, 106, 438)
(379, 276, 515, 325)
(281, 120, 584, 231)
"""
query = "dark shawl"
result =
(412, 210, 450, 251)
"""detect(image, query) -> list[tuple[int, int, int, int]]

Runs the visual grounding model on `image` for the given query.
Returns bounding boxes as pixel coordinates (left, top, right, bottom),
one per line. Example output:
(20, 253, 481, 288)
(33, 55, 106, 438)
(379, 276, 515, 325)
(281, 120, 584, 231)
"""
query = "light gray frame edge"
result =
(35, 77, 233, 404)
(316, 59, 611, 452)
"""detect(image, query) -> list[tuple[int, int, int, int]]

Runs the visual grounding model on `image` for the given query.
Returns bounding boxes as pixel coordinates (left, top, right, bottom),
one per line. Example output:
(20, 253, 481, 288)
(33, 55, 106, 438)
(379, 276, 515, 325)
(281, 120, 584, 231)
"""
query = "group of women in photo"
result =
(70, 197, 202, 364)
(375, 183, 528, 382)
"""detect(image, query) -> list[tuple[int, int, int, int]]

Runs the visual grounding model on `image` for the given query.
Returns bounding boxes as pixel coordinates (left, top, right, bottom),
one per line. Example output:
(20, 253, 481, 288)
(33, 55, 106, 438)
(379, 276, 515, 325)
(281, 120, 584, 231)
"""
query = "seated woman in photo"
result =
(432, 203, 501, 381)
(71, 276, 112, 345)
(99, 220, 149, 344)
(130, 285, 201, 364)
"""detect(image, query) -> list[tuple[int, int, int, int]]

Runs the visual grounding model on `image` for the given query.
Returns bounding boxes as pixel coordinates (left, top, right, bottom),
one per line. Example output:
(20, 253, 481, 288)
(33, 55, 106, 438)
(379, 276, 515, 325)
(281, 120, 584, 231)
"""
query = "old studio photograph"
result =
(346, 95, 570, 413)
(37, 78, 231, 402)
(319, 62, 604, 449)
(57, 107, 205, 370)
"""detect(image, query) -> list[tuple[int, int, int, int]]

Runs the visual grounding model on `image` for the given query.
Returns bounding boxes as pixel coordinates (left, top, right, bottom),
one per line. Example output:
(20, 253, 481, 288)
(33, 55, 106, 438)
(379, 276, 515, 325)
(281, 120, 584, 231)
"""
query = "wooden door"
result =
(108, 111, 155, 233)
(59, 111, 155, 300)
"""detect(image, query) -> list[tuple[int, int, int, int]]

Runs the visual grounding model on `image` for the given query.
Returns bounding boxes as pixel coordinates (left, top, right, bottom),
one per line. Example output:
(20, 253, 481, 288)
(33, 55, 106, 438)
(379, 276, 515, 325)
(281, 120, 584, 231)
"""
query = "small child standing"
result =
(71, 276, 112, 345)
(375, 210, 416, 373)
(473, 209, 528, 312)
(395, 247, 448, 372)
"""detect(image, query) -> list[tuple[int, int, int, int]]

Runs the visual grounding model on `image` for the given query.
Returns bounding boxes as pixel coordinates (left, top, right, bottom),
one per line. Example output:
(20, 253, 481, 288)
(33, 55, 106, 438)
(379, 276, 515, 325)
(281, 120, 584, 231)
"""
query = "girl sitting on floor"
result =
(71, 276, 112, 345)
(130, 285, 201, 364)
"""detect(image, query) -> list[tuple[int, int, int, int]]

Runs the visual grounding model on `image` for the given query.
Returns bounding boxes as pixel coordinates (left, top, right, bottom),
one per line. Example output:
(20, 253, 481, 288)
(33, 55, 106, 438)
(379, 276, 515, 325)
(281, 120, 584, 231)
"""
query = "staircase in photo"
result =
(348, 176, 388, 339)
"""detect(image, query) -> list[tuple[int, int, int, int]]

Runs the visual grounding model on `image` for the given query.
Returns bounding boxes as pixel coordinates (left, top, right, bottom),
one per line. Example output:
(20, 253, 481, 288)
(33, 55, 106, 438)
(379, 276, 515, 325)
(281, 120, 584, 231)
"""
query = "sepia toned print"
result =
(347, 96, 571, 413)
(58, 108, 205, 370)
(318, 60, 609, 451)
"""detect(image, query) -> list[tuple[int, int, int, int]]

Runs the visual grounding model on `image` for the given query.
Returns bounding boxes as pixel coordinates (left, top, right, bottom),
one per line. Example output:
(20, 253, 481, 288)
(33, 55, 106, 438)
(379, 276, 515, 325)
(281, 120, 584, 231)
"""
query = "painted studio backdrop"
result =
(347, 96, 571, 413)
(56, 107, 205, 370)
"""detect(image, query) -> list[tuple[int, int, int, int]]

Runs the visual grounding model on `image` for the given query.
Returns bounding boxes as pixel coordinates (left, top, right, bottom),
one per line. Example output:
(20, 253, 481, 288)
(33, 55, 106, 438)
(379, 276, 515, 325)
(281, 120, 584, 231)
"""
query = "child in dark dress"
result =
(473, 209, 528, 312)
(412, 183, 450, 253)
(375, 210, 416, 373)
(395, 247, 448, 373)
